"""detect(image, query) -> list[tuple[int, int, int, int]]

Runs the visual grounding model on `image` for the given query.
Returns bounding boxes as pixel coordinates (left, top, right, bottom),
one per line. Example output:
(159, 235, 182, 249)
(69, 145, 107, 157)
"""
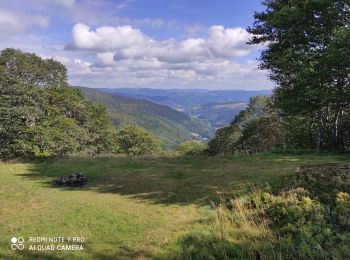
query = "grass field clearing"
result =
(1, 152, 348, 259)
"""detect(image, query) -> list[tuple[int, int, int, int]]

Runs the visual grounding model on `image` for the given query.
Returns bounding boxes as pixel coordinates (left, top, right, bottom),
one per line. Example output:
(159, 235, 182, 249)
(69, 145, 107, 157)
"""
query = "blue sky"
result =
(0, 0, 272, 90)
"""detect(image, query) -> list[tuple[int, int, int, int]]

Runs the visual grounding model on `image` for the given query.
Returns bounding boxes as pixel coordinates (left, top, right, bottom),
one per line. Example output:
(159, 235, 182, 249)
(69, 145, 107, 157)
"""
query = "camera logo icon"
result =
(11, 237, 24, 250)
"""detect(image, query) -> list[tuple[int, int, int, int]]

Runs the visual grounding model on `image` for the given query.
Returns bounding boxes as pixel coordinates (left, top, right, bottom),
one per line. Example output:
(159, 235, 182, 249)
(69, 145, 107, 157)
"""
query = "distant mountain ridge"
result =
(191, 101, 247, 129)
(99, 88, 271, 129)
(76, 87, 212, 149)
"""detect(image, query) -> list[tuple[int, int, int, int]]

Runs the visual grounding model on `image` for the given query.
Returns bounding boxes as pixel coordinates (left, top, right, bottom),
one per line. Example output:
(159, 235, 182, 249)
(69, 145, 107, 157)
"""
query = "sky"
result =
(0, 0, 273, 90)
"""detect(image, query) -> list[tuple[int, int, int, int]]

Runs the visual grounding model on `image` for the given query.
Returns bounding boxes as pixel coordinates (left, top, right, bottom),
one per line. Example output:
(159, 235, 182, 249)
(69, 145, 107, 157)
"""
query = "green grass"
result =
(0, 152, 349, 259)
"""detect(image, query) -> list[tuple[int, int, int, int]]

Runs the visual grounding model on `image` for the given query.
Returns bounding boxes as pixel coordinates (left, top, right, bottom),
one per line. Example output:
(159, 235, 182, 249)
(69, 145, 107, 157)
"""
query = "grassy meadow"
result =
(1, 152, 349, 259)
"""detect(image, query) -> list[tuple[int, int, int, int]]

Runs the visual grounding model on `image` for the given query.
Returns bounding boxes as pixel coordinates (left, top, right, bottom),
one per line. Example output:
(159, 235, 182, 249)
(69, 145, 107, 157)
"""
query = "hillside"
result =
(77, 87, 212, 149)
(101, 88, 270, 109)
(190, 101, 247, 129)
(100, 88, 270, 128)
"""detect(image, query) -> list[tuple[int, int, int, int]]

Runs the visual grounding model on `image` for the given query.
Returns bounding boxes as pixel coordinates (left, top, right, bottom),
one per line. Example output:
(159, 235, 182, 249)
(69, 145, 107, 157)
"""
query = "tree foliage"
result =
(208, 96, 284, 154)
(115, 124, 161, 155)
(177, 140, 208, 156)
(248, 0, 350, 150)
(0, 48, 116, 158)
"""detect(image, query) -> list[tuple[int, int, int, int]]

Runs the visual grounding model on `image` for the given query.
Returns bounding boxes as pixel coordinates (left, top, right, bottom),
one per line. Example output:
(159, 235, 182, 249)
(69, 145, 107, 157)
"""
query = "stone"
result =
(53, 173, 87, 186)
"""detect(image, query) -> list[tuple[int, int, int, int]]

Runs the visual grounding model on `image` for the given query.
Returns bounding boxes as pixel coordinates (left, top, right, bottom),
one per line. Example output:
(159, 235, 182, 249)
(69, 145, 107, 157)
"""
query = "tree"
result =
(248, 0, 350, 150)
(116, 124, 161, 155)
(239, 113, 284, 154)
(207, 125, 241, 155)
(177, 141, 208, 156)
(24, 116, 88, 157)
(0, 48, 116, 158)
(208, 96, 284, 154)
(0, 48, 68, 88)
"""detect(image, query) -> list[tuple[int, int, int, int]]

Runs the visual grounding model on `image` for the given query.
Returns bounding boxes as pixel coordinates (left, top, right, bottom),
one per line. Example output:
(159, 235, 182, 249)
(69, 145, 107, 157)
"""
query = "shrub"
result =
(116, 124, 161, 155)
(282, 164, 350, 205)
(179, 166, 350, 259)
(177, 140, 208, 156)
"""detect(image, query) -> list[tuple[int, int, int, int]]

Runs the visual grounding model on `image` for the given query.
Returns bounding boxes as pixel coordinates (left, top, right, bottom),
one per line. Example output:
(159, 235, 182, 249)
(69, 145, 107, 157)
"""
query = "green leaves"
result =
(176, 141, 208, 156)
(208, 96, 283, 154)
(115, 124, 161, 155)
(248, 0, 350, 150)
(0, 49, 116, 158)
(0, 48, 68, 89)
(28, 116, 88, 157)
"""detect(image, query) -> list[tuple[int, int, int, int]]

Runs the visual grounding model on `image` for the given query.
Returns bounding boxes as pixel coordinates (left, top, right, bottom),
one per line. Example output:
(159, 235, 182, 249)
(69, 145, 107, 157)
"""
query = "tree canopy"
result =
(247, 0, 350, 150)
(115, 124, 161, 155)
(208, 95, 284, 154)
(0, 48, 116, 158)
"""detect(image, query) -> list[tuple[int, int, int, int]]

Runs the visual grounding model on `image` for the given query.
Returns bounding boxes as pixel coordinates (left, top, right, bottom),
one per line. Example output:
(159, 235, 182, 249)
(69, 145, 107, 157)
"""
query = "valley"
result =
(98, 88, 270, 132)
(77, 87, 212, 149)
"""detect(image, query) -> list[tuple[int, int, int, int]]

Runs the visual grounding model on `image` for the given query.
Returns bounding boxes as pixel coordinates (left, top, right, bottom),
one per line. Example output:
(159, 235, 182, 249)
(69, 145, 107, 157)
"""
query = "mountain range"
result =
(78, 87, 271, 149)
(99, 88, 271, 129)
(77, 87, 212, 149)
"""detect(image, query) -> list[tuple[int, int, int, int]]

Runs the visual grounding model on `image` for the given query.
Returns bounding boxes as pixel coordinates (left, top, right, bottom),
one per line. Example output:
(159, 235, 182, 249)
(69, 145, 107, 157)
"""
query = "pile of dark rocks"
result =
(53, 173, 87, 186)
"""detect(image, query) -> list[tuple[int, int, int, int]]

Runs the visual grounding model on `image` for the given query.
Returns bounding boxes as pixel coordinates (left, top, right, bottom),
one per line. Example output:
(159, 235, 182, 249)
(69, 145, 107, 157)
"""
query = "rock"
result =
(53, 173, 87, 186)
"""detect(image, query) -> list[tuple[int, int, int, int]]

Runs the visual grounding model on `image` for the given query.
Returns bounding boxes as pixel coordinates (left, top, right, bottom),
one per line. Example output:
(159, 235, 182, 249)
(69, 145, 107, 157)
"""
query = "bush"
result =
(177, 141, 208, 156)
(282, 164, 350, 205)
(116, 124, 161, 155)
(179, 165, 350, 259)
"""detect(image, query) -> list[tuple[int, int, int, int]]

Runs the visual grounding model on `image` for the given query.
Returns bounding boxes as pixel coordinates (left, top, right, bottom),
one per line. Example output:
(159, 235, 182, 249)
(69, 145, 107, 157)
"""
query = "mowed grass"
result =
(0, 153, 349, 259)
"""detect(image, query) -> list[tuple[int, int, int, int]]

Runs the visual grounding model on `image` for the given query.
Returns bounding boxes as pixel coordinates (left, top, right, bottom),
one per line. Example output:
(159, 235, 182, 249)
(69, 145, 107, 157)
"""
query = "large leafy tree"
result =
(208, 96, 283, 154)
(0, 48, 116, 158)
(248, 0, 350, 150)
(116, 124, 161, 155)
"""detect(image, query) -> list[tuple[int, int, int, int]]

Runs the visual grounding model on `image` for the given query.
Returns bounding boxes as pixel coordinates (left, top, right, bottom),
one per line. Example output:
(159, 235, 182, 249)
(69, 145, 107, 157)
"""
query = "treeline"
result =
(209, 0, 350, 155)
(0, 49, 160, 159)
(208, 95, 282, 154)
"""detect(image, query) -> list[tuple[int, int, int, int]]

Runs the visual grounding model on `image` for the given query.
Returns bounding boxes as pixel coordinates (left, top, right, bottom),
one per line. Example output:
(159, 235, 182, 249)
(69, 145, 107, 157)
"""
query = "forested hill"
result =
(100, 88, 270, 129)
(101, 88, 271, 110)
(77, 87, 212, 149)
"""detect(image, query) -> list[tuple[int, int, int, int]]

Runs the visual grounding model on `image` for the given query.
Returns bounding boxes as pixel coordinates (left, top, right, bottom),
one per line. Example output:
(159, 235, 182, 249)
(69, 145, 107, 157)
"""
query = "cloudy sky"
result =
(0, 0, 272, 90)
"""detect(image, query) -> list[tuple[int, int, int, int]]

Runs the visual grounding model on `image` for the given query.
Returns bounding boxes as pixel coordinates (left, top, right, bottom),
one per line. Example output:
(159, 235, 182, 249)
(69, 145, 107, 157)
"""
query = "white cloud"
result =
(207, 26, 252, 58)
(0, 0, 271, 90)
(70, 23, 258, 63)
(71, 23, 150, 51)
(63, 23, 270, 89)
(0, 8, 49, 38)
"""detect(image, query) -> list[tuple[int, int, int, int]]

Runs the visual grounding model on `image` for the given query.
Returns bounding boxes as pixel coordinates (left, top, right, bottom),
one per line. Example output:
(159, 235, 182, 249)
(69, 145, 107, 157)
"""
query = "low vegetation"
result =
(181, 164, 350, 259)
(1, 152, 348, 259)
(177, 140, 208, 156)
